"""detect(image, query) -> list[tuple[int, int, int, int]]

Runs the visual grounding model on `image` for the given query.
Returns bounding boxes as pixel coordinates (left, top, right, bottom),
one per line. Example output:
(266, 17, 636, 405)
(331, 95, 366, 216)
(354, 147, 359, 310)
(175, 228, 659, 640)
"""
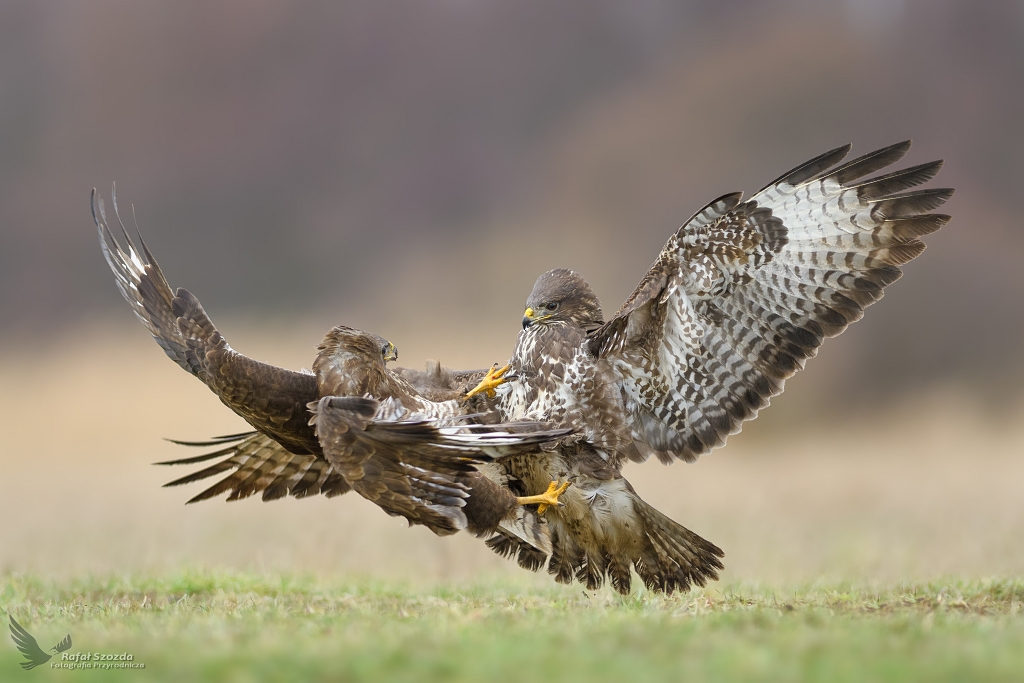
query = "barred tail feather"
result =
(548, 527, 584, 586)
(632, 497, 723, 594)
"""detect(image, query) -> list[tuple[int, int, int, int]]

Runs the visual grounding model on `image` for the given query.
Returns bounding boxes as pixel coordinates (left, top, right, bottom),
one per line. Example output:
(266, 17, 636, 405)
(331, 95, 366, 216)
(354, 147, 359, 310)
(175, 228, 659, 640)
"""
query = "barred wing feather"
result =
(158, 432, 351, 504)
(590, 141, 950, 463)
(93, 189, 321, 455)
(309, 396, 570, 536)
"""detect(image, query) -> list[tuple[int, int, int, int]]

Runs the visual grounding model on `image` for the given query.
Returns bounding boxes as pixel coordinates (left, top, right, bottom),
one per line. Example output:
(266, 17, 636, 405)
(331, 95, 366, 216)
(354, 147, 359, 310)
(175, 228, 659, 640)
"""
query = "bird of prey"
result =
(468, 141, 951, 594)
(8, 617, 71, 670)
(93, 190, 569, 543)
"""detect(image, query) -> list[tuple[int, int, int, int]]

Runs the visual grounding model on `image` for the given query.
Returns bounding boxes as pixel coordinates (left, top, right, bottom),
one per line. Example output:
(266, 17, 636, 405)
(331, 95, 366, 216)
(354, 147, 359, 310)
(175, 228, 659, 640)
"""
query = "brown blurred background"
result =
(1, 0, 1022, 584)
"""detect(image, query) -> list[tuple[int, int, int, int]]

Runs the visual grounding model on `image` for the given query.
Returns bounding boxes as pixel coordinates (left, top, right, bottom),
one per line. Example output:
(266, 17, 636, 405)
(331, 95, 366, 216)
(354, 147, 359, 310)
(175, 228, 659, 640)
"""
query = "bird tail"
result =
(631, 496, 724, 594)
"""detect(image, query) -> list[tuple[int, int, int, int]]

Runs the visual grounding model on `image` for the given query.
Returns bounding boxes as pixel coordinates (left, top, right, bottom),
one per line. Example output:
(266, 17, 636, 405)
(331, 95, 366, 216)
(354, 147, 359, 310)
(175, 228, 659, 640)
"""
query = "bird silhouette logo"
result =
(8, 616, 72, 670)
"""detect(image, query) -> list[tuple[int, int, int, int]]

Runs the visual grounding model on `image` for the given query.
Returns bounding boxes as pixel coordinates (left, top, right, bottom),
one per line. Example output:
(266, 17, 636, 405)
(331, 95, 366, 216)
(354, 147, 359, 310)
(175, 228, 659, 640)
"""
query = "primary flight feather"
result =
(471, 141, 950, 593)
(95, 140, 949, 593)
(94, 190, 570, 541)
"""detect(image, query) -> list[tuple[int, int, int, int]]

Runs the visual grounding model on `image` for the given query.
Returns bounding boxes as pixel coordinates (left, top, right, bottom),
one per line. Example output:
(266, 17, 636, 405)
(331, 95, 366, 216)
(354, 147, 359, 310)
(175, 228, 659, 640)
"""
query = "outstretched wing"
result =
(8, 617, 51, 670)
(310, 396, 569, 536)
(157, 432, 351, 503)
(94, 189, 321, 455)
(590, 141, 950, 463)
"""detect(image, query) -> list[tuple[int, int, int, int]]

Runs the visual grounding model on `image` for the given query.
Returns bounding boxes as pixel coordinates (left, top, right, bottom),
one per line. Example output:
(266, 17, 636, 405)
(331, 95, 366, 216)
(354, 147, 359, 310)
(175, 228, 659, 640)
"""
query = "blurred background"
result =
(1, 0, 1022, 585)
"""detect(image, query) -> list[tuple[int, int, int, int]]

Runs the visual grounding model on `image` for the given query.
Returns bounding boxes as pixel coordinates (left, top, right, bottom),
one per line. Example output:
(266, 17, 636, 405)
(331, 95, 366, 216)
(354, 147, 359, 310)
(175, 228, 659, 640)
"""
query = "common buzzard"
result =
(94, 190, 569, 541)
(470, 141, 951, 593)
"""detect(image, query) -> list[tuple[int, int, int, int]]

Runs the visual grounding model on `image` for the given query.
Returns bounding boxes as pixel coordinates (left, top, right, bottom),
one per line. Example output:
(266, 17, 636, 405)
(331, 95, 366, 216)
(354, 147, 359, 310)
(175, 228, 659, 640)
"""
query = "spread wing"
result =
(94, 188, 321, 455)
(157, 431, 351, 503)
(310, 396, 569, 536)
(8, 617, 51, 670)
(590, 141, 951, 463)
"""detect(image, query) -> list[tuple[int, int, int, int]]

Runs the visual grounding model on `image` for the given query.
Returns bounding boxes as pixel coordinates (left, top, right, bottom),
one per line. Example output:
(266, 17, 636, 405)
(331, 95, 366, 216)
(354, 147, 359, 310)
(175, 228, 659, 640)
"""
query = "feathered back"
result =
(313, 326, 394, 398)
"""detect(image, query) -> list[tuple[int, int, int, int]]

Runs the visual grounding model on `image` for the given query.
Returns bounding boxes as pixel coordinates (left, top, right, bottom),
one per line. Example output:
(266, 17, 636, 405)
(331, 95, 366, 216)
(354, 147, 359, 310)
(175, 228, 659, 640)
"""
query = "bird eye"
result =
(545, 302, 559, 311)
(381, 344, 389, 356)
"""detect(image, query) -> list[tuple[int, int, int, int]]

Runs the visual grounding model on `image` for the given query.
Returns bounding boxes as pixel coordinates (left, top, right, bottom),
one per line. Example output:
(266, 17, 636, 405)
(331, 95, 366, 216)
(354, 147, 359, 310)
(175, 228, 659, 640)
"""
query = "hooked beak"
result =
(522, 307, 535, 329)
(522, 306, 552, 329)
(383, 342, 398, 363)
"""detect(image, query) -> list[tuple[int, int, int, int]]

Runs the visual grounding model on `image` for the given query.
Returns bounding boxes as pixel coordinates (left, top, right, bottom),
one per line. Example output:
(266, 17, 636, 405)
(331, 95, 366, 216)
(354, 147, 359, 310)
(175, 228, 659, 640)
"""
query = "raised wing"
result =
(8, 617, 51, 670)
(590, 141, 950, 463)
(157, 432, 350, 503)
(310, 396, 569, 536)
(94, 189, 321, 455)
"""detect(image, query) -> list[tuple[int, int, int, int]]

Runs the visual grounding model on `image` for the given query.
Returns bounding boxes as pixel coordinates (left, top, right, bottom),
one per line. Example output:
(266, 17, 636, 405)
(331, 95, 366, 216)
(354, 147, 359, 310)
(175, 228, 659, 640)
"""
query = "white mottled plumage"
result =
(585, 141, 951, 463)
(485, 141, 950, 594)
(94, 141, 950, 596)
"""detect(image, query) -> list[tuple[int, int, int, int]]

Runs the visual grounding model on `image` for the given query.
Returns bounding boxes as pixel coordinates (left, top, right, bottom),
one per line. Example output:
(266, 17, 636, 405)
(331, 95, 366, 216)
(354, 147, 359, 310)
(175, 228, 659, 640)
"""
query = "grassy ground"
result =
(3, 333, 1024, 680)
(3, 571, 1024, 682)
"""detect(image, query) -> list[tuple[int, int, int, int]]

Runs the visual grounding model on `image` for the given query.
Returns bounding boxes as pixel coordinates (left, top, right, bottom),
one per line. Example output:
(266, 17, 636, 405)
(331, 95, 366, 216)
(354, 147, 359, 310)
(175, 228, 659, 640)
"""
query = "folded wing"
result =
(310, 396, 570, 535)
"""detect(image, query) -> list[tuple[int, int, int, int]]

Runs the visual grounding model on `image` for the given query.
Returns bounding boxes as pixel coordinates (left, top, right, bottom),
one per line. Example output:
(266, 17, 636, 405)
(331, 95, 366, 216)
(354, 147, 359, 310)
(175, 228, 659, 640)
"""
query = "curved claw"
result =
(517, 480, 571, 515)
(465, 364, 510, 399)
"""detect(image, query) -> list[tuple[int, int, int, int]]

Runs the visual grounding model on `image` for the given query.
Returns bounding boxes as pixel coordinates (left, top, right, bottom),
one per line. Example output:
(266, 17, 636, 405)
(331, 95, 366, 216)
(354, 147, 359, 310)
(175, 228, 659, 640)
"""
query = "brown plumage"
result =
(158, 431, 351, 504)
(392, 361, 505, 420)
(486, 141, 950, 594)
(95, 140, 946, 593)
(94, 189, 568, 538)
(309, 395, 563, 535)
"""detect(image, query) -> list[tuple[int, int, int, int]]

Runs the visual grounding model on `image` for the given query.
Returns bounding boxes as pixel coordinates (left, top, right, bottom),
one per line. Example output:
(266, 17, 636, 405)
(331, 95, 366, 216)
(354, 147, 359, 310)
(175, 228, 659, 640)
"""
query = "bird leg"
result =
(516, 480, 571, 515)
(465, 364, 510, 399)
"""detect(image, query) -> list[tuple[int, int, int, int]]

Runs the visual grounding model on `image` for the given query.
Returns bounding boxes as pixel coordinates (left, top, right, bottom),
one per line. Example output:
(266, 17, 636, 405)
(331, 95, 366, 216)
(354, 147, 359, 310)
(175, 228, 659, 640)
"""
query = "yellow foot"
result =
(465, 364, 510, 399)
(517, 480, 571, 515)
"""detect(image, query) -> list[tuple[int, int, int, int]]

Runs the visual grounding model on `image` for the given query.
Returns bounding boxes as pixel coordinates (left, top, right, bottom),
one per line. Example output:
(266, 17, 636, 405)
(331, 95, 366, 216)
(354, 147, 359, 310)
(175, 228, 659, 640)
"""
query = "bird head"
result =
(314, 326, 398, 396)
(522, 268, 603, 330)
(317, 326, 397, 364)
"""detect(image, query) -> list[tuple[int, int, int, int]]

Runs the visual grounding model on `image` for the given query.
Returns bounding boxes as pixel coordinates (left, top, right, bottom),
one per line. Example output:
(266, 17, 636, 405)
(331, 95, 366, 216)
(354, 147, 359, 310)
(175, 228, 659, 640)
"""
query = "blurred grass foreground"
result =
(2, 323, 1024, 681)
(2, 1, 1024, 679)
(3, 573, 1024, 682)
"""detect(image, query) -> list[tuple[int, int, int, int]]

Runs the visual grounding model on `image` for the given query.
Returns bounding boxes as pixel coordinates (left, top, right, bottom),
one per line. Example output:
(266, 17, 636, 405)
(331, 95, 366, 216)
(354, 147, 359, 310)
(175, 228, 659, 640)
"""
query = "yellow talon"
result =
(465, 364, 510, 399)
(517, 480, 571, 515)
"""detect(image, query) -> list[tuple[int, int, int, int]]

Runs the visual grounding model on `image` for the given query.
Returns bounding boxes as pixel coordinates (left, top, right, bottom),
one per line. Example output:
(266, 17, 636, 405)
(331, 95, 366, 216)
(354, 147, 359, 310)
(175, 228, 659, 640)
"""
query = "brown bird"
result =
(94, 190, 569, 542)
(468, 141, 951, 594)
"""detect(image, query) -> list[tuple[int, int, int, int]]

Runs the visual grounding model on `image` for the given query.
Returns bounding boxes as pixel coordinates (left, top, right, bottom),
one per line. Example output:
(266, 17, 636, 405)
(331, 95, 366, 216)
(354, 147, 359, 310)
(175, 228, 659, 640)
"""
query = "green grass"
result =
(2, 571, 1024, 682)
